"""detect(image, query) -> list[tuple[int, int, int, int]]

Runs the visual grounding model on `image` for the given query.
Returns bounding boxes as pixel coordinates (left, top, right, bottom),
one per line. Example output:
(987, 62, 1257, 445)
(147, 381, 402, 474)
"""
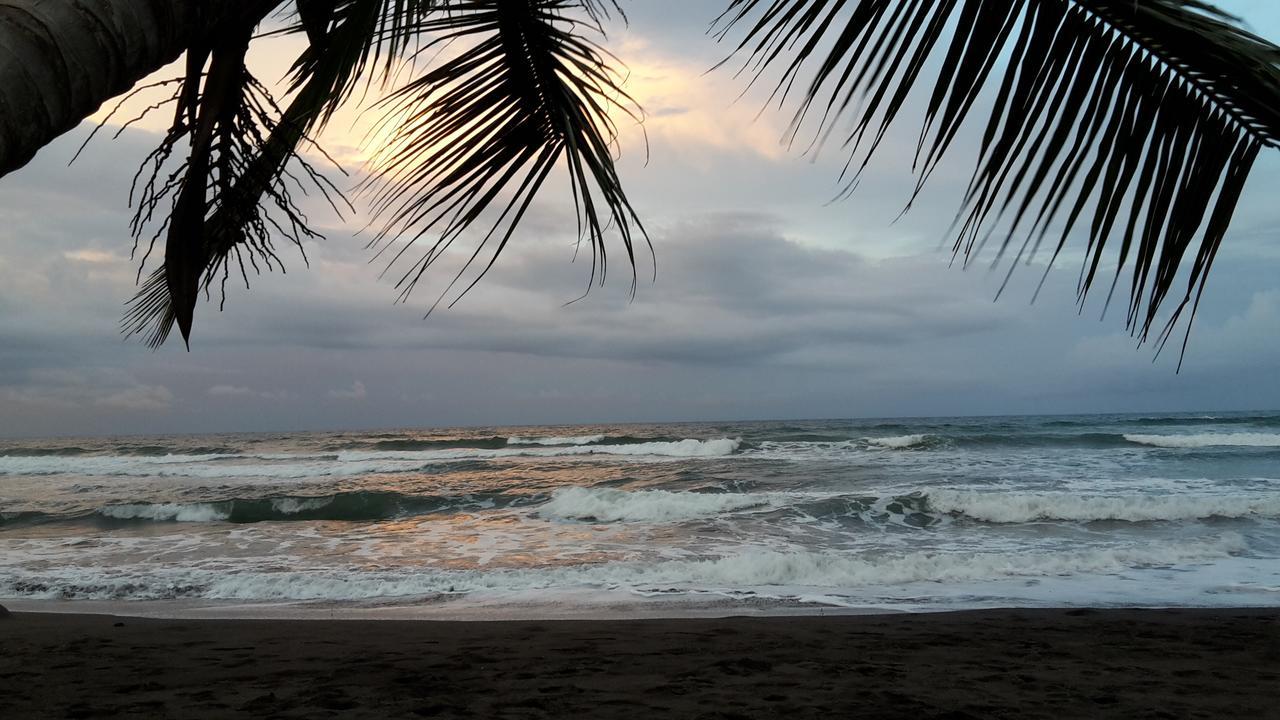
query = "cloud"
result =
(96, 384, 173, 411)
(208, 384, 288, 400)
(0, 369, 173, 414)
(208, 384, 256, 397)
(327, 381, 367, 401)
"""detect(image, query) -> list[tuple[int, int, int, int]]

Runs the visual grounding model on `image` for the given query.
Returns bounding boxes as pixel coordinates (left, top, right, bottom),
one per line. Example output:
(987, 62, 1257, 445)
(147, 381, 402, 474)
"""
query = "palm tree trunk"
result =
(0, 0, 281, 176)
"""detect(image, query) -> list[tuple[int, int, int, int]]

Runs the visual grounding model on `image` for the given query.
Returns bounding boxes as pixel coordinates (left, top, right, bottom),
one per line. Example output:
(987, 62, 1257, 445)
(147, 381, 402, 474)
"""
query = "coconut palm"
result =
(0, 0, 1277, 361)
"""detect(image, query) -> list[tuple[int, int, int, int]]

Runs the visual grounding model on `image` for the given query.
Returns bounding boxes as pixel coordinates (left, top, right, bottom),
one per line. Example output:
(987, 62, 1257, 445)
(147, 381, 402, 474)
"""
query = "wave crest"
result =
(507, 434, 606, 446)
(540, 487, 773, 522)
(87, 491, 534, 524)
(864, 434, 932, 449)
(1124, 433, 1280, 448)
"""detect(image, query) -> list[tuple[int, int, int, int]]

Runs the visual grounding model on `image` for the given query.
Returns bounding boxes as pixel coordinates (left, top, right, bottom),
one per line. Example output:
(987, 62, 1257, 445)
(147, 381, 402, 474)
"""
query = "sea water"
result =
(2, 413, 1278, 617)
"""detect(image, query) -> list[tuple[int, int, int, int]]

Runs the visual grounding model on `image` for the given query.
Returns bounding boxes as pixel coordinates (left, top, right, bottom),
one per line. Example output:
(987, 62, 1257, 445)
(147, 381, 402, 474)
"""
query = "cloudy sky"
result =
(2, 0, 1279, 437)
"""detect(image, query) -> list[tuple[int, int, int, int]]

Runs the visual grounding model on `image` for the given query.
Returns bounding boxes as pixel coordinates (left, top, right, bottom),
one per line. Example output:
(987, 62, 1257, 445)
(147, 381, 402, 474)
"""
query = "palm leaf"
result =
(716, 0, 1280, 363)
(119, 15, 348, 349)
(359, 0, 647, 310)
(122, 0, 442, 347)
(125, 0, 643, 345)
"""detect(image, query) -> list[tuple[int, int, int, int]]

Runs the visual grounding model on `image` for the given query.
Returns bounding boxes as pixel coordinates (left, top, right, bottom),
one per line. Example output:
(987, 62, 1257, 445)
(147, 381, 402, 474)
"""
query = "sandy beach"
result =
(3, 607, 1278, 718)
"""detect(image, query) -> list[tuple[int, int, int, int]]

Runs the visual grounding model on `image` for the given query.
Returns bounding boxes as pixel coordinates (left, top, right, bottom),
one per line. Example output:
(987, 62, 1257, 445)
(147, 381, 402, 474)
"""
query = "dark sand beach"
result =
(3, 608, 1278, 719)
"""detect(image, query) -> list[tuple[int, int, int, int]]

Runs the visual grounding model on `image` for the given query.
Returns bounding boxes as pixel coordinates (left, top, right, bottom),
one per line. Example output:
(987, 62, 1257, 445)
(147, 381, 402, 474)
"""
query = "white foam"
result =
(865, 434, 931, 449)
(642, 535, 1246, 588)
(270, 497, 333, 515)
(561, 438, 741, 458)
(0, 439, 740, 484)
(0, 534, 1247, 602)
(507, 434, 606, 446)
(927, 489, 1280, 523)
(338, 438, 741, 463)
(0, 454, 352, 479)
(99, 503, 230, 523)
(539, 487, 776, 523)
(1125, 432, 1280, 448)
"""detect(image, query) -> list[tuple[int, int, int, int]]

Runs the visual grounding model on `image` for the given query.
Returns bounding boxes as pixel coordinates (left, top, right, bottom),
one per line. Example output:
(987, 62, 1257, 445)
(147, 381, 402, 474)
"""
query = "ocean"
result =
(2, 412, 1279, 617)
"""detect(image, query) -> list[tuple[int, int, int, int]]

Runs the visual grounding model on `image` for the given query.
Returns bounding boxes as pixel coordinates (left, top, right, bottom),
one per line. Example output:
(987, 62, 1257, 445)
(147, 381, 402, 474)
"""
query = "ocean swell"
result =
(42, 491, 538, 525)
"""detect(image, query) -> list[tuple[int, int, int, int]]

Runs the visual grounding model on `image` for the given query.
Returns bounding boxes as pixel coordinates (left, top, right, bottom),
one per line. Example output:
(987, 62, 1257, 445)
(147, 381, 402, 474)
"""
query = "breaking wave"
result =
(539, 487, 778, 522)
(864, 434, 933, 449)
(9, 485, 1277, 529)
(336, 438, 741, 463)
(1123, 433, 1280, 448)
(507, 434, 607, 446)
(2, 491, 538, 526)
(0, 438, 742, 478)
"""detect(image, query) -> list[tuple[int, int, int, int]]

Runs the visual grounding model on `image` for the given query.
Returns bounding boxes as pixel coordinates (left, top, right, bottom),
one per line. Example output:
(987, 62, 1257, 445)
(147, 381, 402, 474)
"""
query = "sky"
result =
(1, 0, 1279, 437)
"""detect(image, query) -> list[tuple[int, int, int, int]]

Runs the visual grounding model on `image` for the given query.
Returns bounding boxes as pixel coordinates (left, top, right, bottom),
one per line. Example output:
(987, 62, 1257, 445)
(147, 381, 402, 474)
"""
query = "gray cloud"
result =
(327, 381, 368, 401)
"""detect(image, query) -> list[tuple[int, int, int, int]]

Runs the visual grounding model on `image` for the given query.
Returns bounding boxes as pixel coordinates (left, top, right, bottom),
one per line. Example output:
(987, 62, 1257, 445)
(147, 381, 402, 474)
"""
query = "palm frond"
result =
(359, 0, 647, 310)
(119, 14, 345, 348)
(716, 0, 1280, 363)
(123, 0, 641, 345)
(283, 0, 441, 132)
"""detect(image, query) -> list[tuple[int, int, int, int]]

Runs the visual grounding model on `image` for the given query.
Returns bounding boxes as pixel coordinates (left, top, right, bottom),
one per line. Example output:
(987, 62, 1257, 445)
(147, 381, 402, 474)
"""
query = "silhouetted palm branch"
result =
(123, 0, 643, 346)
(359, 0, 646, 310)
(715, 0, 1280, 363)
(123, 0, 440, 347)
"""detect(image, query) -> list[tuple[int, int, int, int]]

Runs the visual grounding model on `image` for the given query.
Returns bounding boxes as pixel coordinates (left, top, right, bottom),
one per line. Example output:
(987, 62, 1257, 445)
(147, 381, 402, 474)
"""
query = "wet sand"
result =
(3, 607, 1278, 718)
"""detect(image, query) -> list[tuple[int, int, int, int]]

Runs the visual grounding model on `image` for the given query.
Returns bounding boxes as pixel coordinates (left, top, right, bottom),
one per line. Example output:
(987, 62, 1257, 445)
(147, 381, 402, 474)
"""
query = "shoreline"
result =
(5, 607, 1278, 718)
(0, 596, 911, 622)
(5, 596, 1279, 622)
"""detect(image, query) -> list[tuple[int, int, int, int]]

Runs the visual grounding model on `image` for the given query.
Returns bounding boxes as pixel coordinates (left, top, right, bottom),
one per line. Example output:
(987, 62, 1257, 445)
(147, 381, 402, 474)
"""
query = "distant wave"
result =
(337, 438, 741, 463)
(0, 446, 90, 457)
(0, 438, 742, 478)
(0, 454, 392, 479)
(1131, 415, 1280, 427)
(507, 434, 607, 446)
(110, 444, 244, 457)
(338, 437, 509, 452)
(754, 430, 1280, 455)
(928, 489, 1280, 523)
(327, 434, 677, 452)
(0, 445, 242, 458)
(1, 534, 1246, 602)
(1124, 433, 1280, 448)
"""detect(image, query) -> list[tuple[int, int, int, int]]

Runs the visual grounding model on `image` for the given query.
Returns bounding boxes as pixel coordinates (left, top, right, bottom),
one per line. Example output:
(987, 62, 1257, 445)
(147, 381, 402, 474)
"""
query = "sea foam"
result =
(539, 487, 777, 523)
(0, 438, 742, 479)
(1124, 432, 1280, 448)
(507, 434, 607, 446)
(1, 534, 1246, 602)
(928, 489, 1280, 523)
(99, 503, 231, 523)
(864, 434, 932, 449)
